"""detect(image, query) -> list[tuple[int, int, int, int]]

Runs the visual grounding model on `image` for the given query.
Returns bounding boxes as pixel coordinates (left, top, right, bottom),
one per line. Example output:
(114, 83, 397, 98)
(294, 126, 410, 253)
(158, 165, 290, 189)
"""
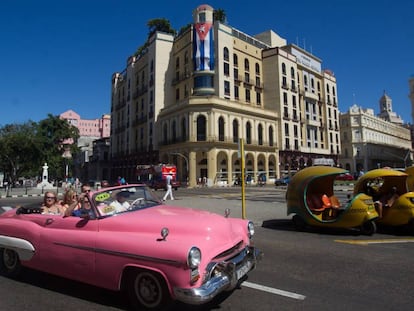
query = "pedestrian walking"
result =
(163, 173, 174, 201)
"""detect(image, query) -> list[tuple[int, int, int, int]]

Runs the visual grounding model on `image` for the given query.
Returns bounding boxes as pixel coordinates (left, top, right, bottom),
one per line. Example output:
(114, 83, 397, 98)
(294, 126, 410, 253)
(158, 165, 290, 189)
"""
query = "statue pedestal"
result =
(37, 181, 55, 189)
(36, 162, 55, 189)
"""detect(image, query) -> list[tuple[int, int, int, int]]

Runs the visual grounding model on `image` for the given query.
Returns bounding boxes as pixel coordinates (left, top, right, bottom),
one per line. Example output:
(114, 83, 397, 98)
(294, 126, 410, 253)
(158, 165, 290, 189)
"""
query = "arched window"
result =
(223, 47, 229, 61)
(233, 119, 239, 143)
(244, 58, 249, 71)
(255, 63, 260, 75)
(268, 126, 274, 146)
(246, 122, 252, 144)
(258, 124, 263, 145)
(181, 117, 187, 141)
(218, 117, 225, 141)
(197, 115, 207, 141)
(163, 123, 168, 145)
(172, 120, 177, 142)
(233, 54, 238, 66)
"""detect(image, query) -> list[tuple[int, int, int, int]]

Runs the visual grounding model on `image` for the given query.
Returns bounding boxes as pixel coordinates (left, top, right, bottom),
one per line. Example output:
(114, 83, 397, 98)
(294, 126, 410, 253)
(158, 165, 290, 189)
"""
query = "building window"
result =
(224, 81, 230, 96)
(233, 119, 239, 143)
(255, 63, 260, 75)
(234, 85, 239, 99)
(245, 89, 251, 102)
(176, 57, 180, 69)
(284, 123, 289, 136)
(181, 117, 187, 141)
(218, 117, 225, 141)
(256, 92, 261, 105)
(246, 122, 252, 144)
(290, 67, 295, 78)
(175, 88, 180, 101)
(184, 51, 189, 64)
(282, 63, 286, 75)
(233, 54, 238, 66)
(269, 126, 274, 146)
(244, 58, 249, 71)
(163, 124, 168, 144)
(197, 115, 207, 141)
(224, 62, 230, 76)
(223, 47, 229, 61)
(258, 124, 263, 145)
(172, 120, 177, 142)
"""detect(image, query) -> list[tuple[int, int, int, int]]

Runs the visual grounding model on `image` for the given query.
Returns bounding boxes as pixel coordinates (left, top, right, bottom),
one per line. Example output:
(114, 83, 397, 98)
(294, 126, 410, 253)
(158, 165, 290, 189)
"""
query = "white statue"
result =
(37, 162, 54, 189)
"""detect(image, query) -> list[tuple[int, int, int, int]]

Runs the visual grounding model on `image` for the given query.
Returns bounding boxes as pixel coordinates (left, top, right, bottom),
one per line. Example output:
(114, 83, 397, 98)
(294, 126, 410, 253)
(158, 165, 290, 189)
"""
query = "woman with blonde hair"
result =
(41, 191, 64, 215)
(61, 188, 79, 213)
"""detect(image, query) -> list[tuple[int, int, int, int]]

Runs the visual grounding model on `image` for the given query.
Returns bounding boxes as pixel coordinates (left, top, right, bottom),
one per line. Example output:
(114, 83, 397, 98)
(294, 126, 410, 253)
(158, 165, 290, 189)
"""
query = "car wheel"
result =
(127, 270, 171, 311)
(360, 221, 377, 236)
(0, 248, 22, 278)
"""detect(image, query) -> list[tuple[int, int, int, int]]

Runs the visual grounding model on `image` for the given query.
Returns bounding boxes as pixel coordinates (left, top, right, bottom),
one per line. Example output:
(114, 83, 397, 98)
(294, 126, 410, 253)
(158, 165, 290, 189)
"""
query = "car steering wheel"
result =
(130, 198, 144, 209)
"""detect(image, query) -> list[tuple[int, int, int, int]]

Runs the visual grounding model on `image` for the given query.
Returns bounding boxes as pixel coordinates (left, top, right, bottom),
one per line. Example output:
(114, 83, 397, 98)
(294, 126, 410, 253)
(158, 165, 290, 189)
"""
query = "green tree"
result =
(36, 114, 80, 181)
(147, 18, 176, 38)
(135, 18, 176, 57)
(0, 121, 40, 183)
(213, 8, 227, 23)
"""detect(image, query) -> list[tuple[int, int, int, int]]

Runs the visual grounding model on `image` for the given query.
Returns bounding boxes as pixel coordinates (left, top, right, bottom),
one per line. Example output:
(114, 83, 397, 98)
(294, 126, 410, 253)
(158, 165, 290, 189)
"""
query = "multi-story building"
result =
(110, 4, 340, 187)
(339, 93, 411, 175)
(60, 110, 111, 182)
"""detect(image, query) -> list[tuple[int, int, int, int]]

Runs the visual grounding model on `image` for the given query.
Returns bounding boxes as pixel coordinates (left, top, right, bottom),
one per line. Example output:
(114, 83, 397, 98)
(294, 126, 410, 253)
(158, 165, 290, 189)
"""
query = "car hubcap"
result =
(3, 249, 17, 270)
(135, 272, 162, 307)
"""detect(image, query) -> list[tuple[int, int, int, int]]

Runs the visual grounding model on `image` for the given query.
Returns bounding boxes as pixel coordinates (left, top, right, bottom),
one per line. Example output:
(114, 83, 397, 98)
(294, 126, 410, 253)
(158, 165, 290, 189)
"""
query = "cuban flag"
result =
(193, 22, 215, 71)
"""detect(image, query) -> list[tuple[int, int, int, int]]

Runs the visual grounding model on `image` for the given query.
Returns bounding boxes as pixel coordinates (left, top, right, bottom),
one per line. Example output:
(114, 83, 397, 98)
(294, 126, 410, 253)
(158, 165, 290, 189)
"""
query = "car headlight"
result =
(248, 221, 255, 238)
(187, 247, 201, 269)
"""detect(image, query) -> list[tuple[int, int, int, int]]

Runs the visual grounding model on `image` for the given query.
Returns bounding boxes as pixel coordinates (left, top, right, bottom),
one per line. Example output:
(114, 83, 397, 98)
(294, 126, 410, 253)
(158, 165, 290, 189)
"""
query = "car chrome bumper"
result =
(174, 246, 262, 305)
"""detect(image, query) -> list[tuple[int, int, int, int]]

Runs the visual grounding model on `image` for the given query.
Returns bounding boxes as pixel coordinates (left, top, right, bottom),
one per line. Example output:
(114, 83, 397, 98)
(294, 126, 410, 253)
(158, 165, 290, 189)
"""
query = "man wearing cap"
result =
(162, 173, 174, 201)
(110, 191, 131, 213)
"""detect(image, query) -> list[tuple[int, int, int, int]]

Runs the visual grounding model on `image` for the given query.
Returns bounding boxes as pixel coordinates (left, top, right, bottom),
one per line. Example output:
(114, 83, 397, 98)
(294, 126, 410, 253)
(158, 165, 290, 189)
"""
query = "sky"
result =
(1, 0, 413, 126)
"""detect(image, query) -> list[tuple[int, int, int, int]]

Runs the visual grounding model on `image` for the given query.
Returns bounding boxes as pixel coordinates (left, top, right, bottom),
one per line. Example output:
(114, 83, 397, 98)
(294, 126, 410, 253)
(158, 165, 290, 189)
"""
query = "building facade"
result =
(110, 4, 340, 187)
(60, 110, 111, 182)
(339, 101, 411, 175)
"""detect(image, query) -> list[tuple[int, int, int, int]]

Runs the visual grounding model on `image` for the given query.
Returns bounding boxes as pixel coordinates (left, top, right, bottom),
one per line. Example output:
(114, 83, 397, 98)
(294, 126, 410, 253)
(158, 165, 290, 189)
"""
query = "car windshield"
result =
(92, 185, 162, 217)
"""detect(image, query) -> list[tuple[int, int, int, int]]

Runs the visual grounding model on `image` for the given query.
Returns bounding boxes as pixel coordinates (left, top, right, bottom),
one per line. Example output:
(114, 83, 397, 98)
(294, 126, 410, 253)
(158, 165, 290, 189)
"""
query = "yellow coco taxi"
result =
(354, 168, 414, 232)
(287, 166, 378, 235)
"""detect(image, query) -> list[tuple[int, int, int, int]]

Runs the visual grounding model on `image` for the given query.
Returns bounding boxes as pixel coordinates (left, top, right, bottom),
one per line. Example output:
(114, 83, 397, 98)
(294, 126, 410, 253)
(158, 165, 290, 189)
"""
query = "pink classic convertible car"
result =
(0, 184, 261, 310)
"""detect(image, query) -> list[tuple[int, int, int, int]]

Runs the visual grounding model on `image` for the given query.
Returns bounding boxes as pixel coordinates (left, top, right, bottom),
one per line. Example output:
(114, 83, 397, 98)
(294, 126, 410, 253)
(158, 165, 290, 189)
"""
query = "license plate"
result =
(236, 260, 252, 280)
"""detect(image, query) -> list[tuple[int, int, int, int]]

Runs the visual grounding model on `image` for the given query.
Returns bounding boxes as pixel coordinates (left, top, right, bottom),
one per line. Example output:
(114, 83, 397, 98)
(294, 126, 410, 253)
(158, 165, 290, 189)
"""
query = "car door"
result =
(37, 214, 98, 284)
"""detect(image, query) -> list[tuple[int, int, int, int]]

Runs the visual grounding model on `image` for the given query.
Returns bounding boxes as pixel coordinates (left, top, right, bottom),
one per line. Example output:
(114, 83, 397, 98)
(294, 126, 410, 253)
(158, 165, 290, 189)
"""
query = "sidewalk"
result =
(0, 186, 65, 199)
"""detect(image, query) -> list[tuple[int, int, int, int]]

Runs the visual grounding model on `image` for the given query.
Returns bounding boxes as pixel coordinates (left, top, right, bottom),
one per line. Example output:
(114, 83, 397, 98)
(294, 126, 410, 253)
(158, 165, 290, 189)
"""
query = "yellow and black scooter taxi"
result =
(354, 168, 414, 232)
(286, 166, 378, 235)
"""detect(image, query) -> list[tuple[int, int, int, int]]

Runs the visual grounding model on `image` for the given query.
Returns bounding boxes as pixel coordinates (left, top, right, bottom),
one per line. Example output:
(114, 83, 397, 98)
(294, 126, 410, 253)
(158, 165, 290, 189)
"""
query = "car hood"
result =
(97, 204, 248, 256)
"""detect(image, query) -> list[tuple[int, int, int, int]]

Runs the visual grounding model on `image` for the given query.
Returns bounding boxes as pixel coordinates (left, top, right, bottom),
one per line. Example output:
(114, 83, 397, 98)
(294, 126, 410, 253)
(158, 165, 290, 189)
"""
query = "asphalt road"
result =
(1, 186, 413, 310)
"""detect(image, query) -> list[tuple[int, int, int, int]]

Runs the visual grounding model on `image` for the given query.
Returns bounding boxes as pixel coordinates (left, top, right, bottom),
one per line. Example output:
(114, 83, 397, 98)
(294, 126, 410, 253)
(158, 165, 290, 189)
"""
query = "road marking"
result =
(243, 281, 306, 300)
(335, 238, 414, 245)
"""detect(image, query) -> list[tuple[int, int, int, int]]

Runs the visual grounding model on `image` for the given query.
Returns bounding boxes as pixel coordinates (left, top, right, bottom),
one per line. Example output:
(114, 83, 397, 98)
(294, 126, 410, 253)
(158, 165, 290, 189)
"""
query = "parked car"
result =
(0, 184, 261, 310)
(335, 173, 354, 181)
(275, 175, 291, 186)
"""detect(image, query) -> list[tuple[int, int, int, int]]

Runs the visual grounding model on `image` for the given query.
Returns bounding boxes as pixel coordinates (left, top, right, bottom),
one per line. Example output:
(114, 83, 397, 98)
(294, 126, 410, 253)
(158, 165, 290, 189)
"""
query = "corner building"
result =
(110, 4, 340, 187)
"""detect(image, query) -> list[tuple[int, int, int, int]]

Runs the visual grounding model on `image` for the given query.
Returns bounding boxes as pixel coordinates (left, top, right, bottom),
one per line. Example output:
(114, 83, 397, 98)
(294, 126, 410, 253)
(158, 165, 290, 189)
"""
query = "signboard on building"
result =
(291, 48, 321, 73)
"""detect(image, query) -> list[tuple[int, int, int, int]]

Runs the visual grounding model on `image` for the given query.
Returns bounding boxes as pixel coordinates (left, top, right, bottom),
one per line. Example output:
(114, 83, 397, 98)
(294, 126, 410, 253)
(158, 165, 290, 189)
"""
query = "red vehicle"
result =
(136, 164, 181, 190)
(335, 173, 354, 181)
